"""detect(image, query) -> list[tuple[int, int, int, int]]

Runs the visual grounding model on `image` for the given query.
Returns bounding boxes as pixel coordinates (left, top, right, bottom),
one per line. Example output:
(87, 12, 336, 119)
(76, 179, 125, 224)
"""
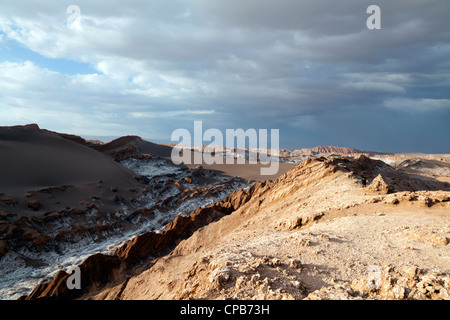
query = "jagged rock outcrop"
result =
(113, 202, 235, 267)
(305, 265, 450, 300)
(1, 160, 247, 275)
(25, 253, 123, 300)
(24, 182, 261, 300)
(365, 174, 393, 194)
(26, 200, 42, 211)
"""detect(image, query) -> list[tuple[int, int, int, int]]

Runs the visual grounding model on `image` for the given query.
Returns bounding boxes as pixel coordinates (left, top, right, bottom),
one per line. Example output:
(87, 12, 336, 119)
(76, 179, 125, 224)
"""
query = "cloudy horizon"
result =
(0, 0, 449, 153)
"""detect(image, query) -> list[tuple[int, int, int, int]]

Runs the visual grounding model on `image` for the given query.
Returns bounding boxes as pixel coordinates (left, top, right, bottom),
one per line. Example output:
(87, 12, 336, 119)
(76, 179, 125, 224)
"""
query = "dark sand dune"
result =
(0, 125, 139, 193)
(0, 125, 146, 218)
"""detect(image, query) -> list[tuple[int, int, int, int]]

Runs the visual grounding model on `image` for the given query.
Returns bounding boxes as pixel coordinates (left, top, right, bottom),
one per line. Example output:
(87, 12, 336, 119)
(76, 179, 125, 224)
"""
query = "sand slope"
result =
(0, 125, 139, 194)
(0, 124, 150, 223)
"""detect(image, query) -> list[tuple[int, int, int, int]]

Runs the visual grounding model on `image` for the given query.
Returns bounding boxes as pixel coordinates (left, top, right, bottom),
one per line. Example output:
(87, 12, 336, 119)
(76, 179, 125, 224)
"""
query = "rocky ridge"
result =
(24, 180, 263, 299)
(0, 156, 247, 299)
(23, 156, 450, 300)
(311, 146, 362, 155)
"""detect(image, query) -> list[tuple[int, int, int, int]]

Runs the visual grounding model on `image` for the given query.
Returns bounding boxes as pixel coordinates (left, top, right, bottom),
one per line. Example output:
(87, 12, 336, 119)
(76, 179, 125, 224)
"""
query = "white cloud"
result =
(129, 109, 215, 119)
(342, 81, 406, 94)
(0, 60, 59, 89)
(0, 61, 146, 134)
(384, 98, 450, 112)
(341, 72, 411, 94)
(0, 59, 217, 138)
(0, 1, 449, 151)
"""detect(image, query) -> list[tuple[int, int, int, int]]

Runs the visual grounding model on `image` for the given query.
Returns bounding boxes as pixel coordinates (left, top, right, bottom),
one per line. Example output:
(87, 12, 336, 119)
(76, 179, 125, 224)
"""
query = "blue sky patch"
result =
(0, 35, 96, 75)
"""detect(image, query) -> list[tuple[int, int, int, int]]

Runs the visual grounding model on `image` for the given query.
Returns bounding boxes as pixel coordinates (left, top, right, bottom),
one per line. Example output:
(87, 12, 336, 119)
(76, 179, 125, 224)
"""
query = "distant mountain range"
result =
(7, 124, 391, 159)
(309, 146, 392, 156)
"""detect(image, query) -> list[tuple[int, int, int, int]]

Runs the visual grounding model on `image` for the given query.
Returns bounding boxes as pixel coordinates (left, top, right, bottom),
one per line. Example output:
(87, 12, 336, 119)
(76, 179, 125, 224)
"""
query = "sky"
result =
(0, 0, 449, 153)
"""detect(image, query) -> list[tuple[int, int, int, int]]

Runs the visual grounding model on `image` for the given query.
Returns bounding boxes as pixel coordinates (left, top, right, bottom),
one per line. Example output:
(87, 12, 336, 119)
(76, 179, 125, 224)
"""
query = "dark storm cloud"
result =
(0, 0, 449, 151)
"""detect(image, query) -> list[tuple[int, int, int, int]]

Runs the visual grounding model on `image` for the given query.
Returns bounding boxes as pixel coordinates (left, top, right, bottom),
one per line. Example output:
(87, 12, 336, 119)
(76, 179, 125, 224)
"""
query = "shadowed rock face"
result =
(23, 185, 258, 300)
(326, 155, 450, 193)
(1, 173, 247, 298)
(0, 125, 145, 265)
